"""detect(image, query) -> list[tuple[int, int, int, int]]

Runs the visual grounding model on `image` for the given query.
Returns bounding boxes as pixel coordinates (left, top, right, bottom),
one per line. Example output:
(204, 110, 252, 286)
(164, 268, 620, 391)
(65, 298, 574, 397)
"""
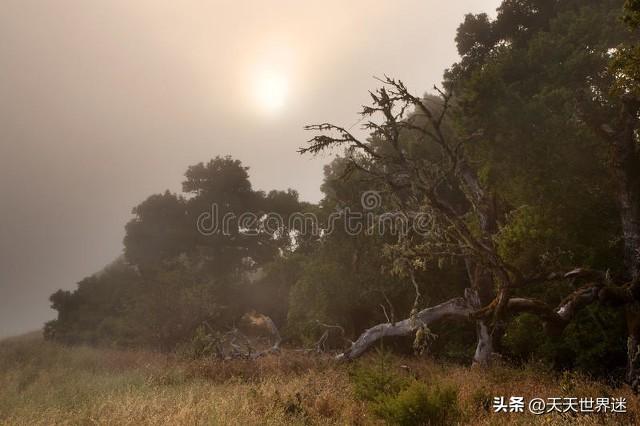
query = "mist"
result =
(0, 0, 501, 337)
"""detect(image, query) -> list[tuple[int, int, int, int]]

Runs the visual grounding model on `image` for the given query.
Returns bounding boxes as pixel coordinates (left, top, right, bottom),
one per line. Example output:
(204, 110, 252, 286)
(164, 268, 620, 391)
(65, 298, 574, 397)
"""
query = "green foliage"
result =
(611, 0, 640, 98)
(44, 258, 142, 346)
(609, 39, 640, 99)
(496, 205, 565, 271)
(350, 351, 460, 425)
(178, 325, 221, 359)
(286, 261, 351, 343)
(136, 266, 224, 350)
(286, 155, 470, 350)
(502, 313, 551, 362)
(123, 191, 191, 269)
(372, 382, 460, 426)
(350, 355, 410, 402)
(502, 308, 628, 378)
(623, 0, 640, 28)
(426, 321, 476, 363)
(448, 0, 625, 272)
(558, 306, 627, 377)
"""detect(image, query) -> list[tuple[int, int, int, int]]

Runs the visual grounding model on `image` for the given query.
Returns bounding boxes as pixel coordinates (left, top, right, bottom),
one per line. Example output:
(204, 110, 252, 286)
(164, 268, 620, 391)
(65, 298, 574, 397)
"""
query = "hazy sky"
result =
(0, 0, 501, 338)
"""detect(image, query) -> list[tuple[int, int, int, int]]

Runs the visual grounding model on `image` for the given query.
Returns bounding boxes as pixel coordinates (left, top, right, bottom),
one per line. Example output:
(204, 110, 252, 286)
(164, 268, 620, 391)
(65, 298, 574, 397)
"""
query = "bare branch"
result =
(338, 288, 481, 360)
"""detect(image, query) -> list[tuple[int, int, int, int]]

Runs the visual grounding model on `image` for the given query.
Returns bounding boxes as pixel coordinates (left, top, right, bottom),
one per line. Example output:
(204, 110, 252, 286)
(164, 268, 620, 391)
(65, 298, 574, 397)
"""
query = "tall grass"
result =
(1, 333, 638, 425)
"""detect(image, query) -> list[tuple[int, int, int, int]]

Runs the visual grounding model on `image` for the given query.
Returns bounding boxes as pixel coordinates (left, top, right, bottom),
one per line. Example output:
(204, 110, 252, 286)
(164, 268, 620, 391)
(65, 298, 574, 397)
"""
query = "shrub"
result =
(349, 351, 460, 425)
(177, 325, 221, 359)
(373, 381, 460, 426)
(349, 351, 410, 402)
(350, 366, 410, 402)
(502, 313, 549, 362)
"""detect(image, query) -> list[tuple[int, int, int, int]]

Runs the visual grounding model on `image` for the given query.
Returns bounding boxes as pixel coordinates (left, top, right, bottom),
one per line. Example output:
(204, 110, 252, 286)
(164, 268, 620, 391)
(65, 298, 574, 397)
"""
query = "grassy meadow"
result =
(0, 332, 638, 425)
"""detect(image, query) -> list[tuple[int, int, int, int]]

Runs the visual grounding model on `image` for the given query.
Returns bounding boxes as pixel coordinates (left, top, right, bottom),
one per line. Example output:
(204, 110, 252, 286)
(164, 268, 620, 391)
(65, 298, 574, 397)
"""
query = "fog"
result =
(0, 0, 501, 337)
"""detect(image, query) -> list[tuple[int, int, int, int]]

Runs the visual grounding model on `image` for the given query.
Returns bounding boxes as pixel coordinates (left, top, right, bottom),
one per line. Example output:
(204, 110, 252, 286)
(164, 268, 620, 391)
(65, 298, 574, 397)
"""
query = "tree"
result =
(51, 156, 306, 350)
(300, 77, 507, 364)
(124, 191, 191, 269)
(300, 0, 640, 390)
(450, 0, 640, 384)
(45, 258, 143, 346)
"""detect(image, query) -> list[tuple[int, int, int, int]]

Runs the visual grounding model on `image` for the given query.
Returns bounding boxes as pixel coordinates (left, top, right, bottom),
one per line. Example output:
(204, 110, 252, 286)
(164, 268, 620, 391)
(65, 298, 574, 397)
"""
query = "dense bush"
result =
(502, 308, 627, 379)
(350, 355, 410, 402)
(373, 381, 460, 426)
(350, 351, 460, 425)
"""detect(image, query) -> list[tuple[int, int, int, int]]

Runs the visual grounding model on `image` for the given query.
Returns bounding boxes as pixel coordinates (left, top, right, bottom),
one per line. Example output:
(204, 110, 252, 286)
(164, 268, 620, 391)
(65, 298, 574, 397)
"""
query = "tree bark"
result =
(464, 262, 497, 366)
(473, 320, 493, 366)
(610, 98, 640, 283)
(587, 96, 640, 390)
(337, 288, 481, 361)
(603, 97, 640, 391)
(458, 159, 499, 366)
(626, 303, 640, 393)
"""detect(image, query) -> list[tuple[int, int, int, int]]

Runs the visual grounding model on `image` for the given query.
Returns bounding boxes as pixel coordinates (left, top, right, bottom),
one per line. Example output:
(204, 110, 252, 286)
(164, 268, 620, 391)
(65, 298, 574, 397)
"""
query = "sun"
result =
(248, 41, 295, 114)
(253, 70, 289, 113)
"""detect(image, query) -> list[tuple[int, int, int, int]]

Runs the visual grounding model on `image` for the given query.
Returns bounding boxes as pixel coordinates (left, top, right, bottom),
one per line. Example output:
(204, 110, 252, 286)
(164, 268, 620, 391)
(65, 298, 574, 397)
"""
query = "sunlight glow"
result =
(248, 40, 295, 115)
(254, 70, 288, 112)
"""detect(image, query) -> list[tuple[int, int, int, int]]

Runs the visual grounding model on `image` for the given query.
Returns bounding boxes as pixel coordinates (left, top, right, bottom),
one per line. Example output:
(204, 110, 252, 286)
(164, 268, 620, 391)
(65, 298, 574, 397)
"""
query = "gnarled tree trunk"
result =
(603, 96, 640, 391)
(465, 261, 497, 366)
(610, 98, 640, 283)
(337, 288, 483, 361)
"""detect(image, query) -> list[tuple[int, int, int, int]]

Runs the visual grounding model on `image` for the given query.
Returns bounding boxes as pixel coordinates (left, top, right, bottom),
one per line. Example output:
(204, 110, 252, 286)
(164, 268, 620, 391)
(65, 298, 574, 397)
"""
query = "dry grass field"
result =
(0, 332, 638, 425)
